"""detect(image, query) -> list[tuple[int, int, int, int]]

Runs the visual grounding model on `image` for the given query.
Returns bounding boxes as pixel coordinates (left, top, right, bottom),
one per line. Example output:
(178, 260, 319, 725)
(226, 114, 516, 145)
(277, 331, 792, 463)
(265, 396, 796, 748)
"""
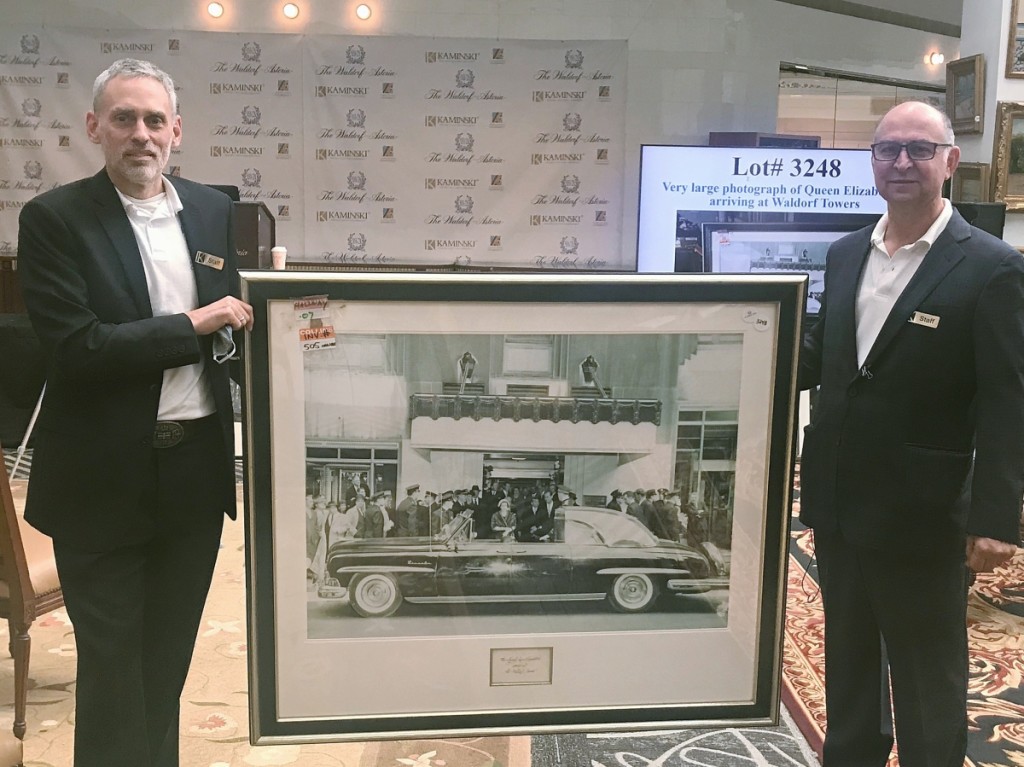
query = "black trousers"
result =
(53, 421, 226, 767)
(814, 532, 970, 767)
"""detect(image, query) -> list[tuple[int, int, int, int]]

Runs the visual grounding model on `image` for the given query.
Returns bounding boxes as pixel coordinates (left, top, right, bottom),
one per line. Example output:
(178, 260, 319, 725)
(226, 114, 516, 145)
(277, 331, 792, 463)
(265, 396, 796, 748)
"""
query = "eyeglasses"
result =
(870, 140, 952, 162)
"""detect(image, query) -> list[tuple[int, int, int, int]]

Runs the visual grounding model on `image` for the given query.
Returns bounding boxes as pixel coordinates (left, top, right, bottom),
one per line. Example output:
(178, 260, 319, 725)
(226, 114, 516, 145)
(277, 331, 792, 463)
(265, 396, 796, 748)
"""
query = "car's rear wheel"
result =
(349, 573, 403, 617)
(607, 573, 659, 613)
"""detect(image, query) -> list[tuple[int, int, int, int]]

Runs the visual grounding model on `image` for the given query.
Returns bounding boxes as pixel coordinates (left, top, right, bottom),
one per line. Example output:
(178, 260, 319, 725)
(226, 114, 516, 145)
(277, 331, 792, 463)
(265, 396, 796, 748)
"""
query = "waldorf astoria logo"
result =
(21, 35, 41, 55)
(560, 236, 580, 255)
(317, 211, 370, 222)
(530, 214, 582, 226)
(241, 41, 261, 62)
(210, 146, 264, 157)
(241, 168, 261, 187)
(563, 112, 582, 131)
(425, 178, 478, 189)
(532, 153, 583, 164)
(101, 42, 154, 54)
(425, 51, 480, 63)
(316, 148, 369, 160)
(346, 44, 366, 65)
(315, 85, 369, 97)
(565, 49, 584, 69)
(211, 83, 264, 94)
(424, 115, 478, 127)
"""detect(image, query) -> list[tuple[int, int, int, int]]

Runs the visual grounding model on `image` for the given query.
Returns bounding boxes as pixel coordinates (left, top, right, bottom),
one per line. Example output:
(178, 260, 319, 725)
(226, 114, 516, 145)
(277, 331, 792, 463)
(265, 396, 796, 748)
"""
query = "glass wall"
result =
(777, 65, 944, 148)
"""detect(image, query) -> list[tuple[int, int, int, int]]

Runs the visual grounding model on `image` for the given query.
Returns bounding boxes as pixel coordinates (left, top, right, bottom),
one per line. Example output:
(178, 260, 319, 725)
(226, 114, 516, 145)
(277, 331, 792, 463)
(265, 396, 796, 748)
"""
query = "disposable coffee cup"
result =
(271, 246, 288, 270)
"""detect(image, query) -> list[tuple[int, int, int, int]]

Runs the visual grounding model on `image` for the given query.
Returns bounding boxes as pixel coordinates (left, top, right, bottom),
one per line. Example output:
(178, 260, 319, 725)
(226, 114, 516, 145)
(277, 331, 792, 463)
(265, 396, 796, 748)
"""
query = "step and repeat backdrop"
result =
(0, 29, 627, 270)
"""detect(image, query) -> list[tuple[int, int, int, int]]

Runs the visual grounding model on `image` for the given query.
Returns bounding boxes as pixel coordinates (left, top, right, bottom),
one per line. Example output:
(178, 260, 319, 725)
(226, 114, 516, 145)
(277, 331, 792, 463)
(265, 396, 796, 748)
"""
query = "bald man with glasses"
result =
(798, 101, 1024, 766)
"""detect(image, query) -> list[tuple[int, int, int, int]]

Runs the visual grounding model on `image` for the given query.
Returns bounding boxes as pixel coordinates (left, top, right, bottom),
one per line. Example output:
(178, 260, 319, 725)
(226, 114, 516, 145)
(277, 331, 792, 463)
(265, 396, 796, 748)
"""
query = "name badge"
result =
(909, 311, 940, 329)
(195, 251, 225, 270)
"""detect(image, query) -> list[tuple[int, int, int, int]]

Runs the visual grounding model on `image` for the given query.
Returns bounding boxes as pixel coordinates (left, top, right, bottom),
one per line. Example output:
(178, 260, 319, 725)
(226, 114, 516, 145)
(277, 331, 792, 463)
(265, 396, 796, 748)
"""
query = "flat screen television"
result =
(637, 144, 887, 314)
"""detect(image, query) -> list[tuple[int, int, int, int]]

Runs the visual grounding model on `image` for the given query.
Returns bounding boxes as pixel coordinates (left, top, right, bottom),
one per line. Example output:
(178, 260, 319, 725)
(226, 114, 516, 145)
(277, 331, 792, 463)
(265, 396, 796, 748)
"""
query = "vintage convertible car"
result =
(317, 505, 727, 617)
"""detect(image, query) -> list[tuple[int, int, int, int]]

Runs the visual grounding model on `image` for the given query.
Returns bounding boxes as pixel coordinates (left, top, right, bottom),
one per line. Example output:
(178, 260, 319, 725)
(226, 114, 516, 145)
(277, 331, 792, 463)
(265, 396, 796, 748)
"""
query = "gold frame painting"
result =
(1008, 0, 1024, 78)
(950, 162, 991, 203)
(992, 102, 1024, 211)
(946, 54, 984, 134)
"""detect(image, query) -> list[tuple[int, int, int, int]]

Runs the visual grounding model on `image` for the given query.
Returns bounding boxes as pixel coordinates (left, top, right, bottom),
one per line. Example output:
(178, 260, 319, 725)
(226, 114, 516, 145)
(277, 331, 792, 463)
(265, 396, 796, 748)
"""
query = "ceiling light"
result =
(927, 51, 945, 66)
(356, 3, 372, 20)
(207, 1, 224, 17)
(283, 2, 300, 19)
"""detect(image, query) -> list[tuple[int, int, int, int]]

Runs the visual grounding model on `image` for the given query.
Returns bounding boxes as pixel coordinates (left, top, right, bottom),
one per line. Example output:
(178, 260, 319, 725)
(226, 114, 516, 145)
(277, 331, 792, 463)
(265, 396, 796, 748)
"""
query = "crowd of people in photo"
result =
(305, 474, 713, 582)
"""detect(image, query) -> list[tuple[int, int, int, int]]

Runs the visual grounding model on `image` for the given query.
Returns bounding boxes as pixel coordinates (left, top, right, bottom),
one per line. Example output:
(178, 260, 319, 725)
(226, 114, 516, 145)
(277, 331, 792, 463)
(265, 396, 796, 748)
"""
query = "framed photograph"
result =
(241, 272, 806, 743)
(950, 162, 991, 203)
(700, 222, 868, 316)
(992, 102, 1024, 211)
(946, 54, 984, 134)
(1008, 0, 1024, 78)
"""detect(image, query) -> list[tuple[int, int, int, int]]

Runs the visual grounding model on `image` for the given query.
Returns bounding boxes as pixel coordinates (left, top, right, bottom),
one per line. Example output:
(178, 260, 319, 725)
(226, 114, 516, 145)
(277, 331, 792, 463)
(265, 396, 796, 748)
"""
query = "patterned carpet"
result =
(0, 464, 819, 767)
(782, 503, 1024, 766)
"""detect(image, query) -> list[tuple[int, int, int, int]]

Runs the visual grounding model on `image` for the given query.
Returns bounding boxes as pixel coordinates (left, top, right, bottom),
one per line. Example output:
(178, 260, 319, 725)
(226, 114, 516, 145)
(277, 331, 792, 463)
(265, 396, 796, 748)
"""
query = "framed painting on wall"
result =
(240, 272, 806, 743)
(946, 54, 984, 134)
(993, 102, 1024, 211)
(950, 162, 991, 203)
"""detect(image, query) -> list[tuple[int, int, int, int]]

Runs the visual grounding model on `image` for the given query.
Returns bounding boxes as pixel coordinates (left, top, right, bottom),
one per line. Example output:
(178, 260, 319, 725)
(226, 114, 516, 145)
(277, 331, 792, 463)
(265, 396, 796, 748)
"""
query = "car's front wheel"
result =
(607, 573, 659, 613)
(349, 573, 403, 617)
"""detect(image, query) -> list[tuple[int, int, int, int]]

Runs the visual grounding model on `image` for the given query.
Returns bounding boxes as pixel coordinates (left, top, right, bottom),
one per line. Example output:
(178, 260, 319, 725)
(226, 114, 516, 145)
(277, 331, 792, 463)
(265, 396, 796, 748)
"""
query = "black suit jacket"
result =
(17, 169, 238, 549)
(799, 209, 1024, 555)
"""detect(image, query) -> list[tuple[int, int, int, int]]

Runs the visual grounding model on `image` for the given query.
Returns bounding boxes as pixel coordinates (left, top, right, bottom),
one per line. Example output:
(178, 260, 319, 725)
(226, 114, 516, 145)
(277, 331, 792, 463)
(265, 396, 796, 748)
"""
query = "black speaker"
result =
(952, 201, 1006, 238)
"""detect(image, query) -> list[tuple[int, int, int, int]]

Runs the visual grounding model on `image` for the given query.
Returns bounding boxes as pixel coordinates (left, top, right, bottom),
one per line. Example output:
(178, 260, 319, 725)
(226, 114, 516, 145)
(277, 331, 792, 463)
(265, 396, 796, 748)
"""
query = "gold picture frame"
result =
(1008, 0, 1024, 78)
(992, 102, 1024, 211)
(950, 162, 991, 203)
(946, 54, 984, 134)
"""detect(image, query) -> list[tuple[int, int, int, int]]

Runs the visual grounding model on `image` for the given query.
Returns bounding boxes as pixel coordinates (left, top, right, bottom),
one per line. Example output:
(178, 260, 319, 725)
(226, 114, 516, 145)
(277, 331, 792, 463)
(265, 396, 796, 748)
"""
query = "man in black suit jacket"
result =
(800, 101, 1024, 766)
(17, 59, 253, 767)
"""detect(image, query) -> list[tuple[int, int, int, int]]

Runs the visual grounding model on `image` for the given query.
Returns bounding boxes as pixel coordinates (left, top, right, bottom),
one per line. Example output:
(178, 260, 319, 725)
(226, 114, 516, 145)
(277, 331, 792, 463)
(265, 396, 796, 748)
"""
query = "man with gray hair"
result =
(799, 100, 1024, 765)
(17, 58, 252, 766)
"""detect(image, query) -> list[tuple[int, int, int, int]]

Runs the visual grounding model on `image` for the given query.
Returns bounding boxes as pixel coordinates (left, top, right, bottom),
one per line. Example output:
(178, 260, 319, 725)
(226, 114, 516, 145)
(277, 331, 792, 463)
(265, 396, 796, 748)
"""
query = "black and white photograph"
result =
(242, 273, 803, 742)
(700, 222, 867, 314)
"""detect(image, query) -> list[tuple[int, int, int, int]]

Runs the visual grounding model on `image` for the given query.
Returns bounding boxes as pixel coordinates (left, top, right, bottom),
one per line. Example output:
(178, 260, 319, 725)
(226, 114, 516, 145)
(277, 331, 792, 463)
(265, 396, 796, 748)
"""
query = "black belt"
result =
(152, 414, 219, 449)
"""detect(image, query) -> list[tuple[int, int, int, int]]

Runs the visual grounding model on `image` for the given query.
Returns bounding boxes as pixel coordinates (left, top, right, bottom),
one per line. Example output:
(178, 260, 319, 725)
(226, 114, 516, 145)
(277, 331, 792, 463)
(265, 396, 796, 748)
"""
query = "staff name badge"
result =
(195, 251, 225, 270)
(909, 311, 940, 329)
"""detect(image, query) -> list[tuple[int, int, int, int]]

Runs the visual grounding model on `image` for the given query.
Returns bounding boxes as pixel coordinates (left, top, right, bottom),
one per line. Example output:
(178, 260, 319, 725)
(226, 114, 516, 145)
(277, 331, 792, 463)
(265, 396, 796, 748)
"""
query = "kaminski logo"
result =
(563, 112, 582, 131)
(561, 175, 581, 194)
(347, 170, 366, 190)
(560, 236, 579, 255)
(24, 161, 42, 180)
(346, 45, 366, 65)
(241, 168, 261, 187)
(241, 105, 261, 125)
(347, 108, 366, 128)
(454, 132, 474, 152)
(454, 195, 474, 214)
(564, 49, 584, 69)
(241, 42, 261, 62)
(21, 35, 40, 55)
(22, 98, 41, 118)
(348, 233, 367, 251)
(455, 68, 475, 88)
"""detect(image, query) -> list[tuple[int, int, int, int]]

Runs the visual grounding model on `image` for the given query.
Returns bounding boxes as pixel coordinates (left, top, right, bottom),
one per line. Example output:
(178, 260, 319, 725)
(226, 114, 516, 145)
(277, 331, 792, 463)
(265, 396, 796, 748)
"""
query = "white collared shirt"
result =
(855, 199, 953, 368)
(117, 179, 215, 420)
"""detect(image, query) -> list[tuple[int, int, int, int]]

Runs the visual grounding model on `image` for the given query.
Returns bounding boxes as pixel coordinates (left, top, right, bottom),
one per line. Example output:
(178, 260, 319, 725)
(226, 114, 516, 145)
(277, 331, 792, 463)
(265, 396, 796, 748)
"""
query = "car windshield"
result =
(562, 507, 659, 547)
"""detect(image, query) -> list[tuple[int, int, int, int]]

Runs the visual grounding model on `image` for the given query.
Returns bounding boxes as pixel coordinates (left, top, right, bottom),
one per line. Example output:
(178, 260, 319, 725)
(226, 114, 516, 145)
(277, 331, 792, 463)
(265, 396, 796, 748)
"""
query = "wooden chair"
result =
(0, 441, 63, 741)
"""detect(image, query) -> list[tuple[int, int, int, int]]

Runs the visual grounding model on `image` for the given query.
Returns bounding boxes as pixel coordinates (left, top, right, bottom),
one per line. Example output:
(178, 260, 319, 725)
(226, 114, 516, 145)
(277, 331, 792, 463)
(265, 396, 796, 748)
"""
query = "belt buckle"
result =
(153, 421, 185, 448)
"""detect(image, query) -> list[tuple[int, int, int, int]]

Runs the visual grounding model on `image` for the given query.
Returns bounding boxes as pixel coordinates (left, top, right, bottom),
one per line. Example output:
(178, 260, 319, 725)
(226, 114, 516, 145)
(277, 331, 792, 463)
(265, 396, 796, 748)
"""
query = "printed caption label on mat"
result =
(299, 325, 336, 352)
